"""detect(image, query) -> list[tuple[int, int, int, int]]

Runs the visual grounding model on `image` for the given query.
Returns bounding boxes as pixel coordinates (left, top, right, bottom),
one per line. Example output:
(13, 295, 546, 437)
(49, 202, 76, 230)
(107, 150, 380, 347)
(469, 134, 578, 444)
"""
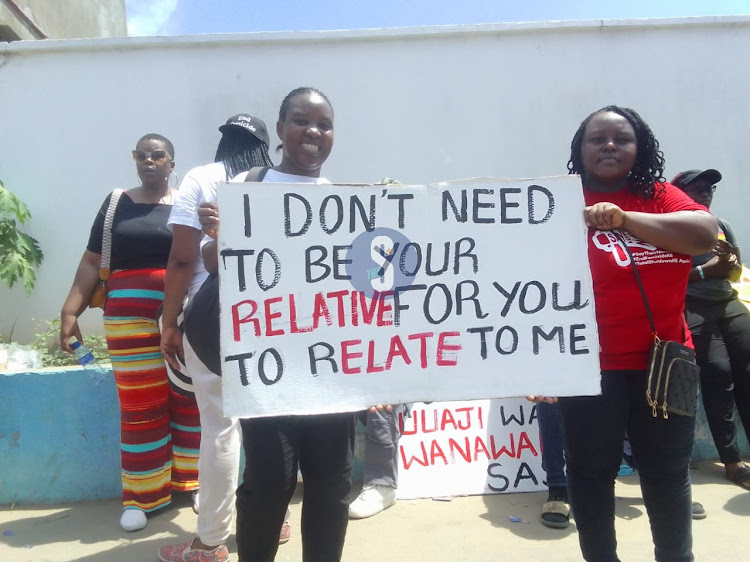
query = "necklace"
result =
(158, 190, 174, 205)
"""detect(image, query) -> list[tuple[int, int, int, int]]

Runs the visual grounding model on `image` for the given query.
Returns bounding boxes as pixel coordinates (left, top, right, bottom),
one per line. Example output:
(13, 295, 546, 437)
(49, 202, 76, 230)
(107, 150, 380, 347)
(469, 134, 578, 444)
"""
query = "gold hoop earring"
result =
(169, 170, 179, 188)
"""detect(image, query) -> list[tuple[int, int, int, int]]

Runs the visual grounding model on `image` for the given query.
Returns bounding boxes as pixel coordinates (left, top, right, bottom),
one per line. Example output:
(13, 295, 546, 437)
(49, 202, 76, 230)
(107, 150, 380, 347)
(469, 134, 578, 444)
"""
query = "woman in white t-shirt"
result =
(198, 87, 354, 562)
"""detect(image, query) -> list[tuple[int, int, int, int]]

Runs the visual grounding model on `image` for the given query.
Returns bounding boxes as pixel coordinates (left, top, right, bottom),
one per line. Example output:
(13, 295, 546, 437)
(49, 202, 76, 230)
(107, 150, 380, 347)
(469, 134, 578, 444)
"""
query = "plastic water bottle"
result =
(71, 340, 109, 385)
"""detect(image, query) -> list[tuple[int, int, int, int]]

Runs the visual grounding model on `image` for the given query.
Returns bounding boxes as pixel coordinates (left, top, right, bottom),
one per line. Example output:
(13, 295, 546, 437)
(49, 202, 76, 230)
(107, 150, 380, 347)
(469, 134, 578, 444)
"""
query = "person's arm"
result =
(623, 209, 717, 255)
(729, 243, 741, 266)
(584, 204, 717, 256)
(198, 202, 219, 239)
(160, 167, 209, 368)
(688, 255, 737, 281)
(687, 218, 742, 282)
(60, 249, 101, 353)
(161, 224, 201, 368)
(201, 238, 219, 275)
(198, 201, 221, 274)
(732, 243, 741, 266)
(718, 219, 742, 264)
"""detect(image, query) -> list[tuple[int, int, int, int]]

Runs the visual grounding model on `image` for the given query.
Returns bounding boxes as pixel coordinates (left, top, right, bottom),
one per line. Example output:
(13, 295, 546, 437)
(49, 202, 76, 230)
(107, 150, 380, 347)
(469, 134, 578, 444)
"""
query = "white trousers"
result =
(184, 336, 241, 546)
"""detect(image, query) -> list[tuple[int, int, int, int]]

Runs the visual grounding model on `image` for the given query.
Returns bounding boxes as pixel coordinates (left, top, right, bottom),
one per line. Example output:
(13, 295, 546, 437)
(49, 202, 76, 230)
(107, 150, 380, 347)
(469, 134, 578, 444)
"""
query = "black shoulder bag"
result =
(620, 235, 701, 419)
(183, 166, 270, 376)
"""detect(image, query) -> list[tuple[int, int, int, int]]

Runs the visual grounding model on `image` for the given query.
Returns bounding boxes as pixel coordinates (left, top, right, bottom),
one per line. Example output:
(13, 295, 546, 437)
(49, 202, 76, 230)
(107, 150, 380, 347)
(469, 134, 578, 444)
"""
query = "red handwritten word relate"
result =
(338, 331, 461, 374)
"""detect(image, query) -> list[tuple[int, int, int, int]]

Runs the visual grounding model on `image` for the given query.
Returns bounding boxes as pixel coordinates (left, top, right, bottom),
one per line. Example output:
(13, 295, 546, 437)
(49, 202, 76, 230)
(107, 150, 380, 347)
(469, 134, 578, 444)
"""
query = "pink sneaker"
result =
(158, 539, 230, 562)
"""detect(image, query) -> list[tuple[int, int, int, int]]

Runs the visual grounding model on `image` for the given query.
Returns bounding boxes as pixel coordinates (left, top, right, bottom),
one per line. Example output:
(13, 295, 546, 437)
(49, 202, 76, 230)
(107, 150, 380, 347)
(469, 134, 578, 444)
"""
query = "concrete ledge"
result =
(0, 368, 747, 505)
(0, 367, 121, 504)
(0, 367, 366, 505)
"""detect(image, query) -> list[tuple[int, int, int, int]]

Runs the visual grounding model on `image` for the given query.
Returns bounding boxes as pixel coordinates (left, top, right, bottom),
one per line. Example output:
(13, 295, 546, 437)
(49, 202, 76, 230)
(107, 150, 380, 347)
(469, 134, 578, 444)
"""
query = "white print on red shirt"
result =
(591, 230, 657, 267)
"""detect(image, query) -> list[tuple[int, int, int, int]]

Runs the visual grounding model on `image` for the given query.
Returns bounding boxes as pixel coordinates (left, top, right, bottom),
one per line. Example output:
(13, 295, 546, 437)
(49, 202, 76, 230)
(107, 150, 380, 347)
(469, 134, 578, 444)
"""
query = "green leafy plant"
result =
(31, 318, 110, 367)
(0, 179, 44, 294)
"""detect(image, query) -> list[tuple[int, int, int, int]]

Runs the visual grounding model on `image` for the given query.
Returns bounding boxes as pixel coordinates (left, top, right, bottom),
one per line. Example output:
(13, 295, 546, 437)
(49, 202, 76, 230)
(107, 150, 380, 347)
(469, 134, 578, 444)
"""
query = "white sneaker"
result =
(348, 485, 396, 519)
(120, 508, 147, 532)
(192, 490, 200, 514)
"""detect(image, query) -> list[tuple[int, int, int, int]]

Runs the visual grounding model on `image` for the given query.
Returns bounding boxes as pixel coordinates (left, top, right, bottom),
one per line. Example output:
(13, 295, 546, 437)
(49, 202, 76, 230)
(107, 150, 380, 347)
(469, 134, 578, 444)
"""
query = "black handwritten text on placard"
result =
(216, 178, 600, 418)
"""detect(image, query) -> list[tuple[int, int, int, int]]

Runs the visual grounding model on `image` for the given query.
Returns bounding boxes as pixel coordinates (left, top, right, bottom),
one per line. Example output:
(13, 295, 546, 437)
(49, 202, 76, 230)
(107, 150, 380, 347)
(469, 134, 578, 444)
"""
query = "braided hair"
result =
(275, 87, 333, 152)
(137, 133, 175, 158)
(567, 105, 665, 200)
(215, 129, 273, 179)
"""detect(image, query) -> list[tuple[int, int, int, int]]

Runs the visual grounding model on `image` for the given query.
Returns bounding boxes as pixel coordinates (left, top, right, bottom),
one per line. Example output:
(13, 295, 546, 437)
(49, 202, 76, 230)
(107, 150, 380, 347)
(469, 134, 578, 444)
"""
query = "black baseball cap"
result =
(218, 114, 270, 146)
(671, 169, 722, 189)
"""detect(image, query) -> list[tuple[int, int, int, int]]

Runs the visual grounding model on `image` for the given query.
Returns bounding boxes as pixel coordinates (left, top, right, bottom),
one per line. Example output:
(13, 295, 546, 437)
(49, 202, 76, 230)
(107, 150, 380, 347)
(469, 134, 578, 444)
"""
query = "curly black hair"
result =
(567, 105, 665, 200)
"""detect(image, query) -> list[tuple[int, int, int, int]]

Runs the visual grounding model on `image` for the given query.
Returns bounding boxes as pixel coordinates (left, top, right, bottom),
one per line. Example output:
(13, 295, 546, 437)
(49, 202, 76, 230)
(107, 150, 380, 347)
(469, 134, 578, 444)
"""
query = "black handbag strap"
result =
(243, 166, 270, 182)
(617, 233, 657, 335)
(616, 232, 687, 342)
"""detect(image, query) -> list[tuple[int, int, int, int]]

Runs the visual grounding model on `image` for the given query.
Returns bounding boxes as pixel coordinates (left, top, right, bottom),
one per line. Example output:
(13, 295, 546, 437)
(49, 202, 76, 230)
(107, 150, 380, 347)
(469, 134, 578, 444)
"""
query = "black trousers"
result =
(558, 371, 695, 562)
(685, 295, 750, 465)
(235, 413, 355, 562)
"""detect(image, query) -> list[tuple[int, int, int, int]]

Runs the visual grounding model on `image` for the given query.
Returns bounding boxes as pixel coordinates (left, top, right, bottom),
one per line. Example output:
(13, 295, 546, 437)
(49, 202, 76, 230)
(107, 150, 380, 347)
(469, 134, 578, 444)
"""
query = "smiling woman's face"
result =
(580, 111, 638, 191)
(276, 92, 334, 178)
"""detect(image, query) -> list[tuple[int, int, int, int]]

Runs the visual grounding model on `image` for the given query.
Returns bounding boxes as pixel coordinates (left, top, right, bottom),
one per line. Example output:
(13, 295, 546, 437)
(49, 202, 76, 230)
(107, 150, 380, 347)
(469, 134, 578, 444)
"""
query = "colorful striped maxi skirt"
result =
(103, 268, 201, 513)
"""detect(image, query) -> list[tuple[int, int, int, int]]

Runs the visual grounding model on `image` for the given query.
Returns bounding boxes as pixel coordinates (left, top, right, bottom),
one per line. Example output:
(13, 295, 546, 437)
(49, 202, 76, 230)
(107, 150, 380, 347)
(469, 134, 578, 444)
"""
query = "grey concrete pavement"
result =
(1, 461, 749, 561)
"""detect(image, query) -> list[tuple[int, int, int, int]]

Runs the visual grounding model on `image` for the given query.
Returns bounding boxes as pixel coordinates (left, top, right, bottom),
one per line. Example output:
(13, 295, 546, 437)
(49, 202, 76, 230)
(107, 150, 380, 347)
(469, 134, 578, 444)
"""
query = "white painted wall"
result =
(1, 16, 748, 342)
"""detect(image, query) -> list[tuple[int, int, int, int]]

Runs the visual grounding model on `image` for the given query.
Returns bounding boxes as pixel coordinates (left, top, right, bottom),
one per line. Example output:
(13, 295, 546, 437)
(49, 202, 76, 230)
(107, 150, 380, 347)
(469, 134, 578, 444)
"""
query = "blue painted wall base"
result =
(1, 368, 121, 504)
(0, 367, 747, 505)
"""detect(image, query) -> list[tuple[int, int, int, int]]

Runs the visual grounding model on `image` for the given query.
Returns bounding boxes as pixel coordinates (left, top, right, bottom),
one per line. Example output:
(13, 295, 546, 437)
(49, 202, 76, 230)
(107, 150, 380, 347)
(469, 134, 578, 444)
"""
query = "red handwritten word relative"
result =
(231, 289, 394, 341)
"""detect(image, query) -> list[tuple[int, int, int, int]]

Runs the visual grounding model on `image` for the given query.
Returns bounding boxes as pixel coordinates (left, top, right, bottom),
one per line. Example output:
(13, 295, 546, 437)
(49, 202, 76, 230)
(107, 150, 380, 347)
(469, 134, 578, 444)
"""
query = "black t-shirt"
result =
(86, 192, 173, 270)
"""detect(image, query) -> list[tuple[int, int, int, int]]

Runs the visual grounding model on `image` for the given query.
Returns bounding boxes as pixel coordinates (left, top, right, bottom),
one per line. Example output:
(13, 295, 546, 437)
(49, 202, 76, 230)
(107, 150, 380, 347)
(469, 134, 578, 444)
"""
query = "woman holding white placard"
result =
(199, 87, 355, 562)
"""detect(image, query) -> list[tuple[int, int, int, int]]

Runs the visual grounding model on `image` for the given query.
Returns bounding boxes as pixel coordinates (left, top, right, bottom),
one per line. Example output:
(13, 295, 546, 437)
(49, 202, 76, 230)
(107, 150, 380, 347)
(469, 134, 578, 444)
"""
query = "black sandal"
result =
(541, 500, 570, 529)
(727, 465, 750, 490)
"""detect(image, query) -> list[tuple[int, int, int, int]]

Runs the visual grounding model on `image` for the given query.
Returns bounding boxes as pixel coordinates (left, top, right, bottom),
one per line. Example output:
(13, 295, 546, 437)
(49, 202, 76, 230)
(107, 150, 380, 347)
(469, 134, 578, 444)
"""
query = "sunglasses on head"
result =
(132, 150, 170, 163)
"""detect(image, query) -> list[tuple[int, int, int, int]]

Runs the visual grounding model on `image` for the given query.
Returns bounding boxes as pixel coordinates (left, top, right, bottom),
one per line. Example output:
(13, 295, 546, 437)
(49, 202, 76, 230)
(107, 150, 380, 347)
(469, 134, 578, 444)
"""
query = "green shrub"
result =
(31, 319, 110, 367)
(0, 180, 44, 294)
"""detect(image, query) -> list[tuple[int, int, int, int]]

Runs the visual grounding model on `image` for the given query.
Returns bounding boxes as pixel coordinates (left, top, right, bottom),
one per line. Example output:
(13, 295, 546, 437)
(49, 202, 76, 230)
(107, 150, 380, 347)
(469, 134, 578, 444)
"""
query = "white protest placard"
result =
(216, 177, 600, 418)
(397, 399, 545, 499)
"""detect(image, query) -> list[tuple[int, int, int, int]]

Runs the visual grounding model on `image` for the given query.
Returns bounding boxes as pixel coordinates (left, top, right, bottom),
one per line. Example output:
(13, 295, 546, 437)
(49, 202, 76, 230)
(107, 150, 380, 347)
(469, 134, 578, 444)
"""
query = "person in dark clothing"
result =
(673, 168, 750, 490)
(536, 402, 569, 529)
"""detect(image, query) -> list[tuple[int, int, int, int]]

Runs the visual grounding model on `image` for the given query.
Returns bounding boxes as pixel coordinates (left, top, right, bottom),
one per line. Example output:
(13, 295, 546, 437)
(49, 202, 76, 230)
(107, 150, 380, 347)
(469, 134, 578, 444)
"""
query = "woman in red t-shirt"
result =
(556, 106, 716, 562)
